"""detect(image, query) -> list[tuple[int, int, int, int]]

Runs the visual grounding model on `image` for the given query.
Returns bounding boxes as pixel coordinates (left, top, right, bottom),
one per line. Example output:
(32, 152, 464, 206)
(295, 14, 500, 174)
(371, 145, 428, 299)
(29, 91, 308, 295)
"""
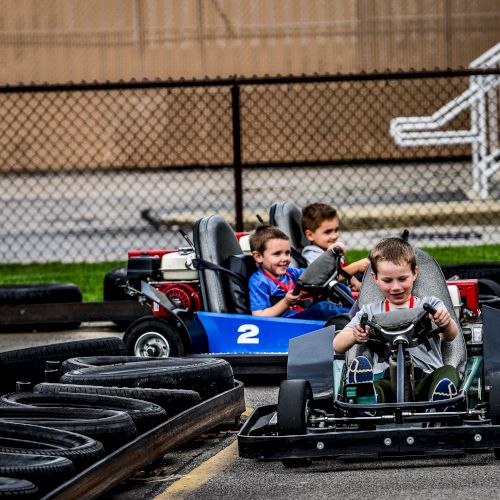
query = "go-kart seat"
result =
(193, 215, 257, 314)
(346, 247, 467, 376)
(269, 201, 309, 267)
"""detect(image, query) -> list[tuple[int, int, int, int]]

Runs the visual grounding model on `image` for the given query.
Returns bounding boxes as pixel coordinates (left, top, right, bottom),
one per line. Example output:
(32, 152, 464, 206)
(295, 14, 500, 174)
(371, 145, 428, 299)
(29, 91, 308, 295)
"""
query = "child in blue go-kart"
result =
(333, 237, 460, 406)
(249, 225, 352, 321)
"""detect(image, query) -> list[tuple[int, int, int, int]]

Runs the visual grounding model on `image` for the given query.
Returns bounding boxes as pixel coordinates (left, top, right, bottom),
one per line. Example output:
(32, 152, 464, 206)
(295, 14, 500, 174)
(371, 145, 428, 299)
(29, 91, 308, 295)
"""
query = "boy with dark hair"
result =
(333, 237, 459, 406)
(301, 202, 369, 291)
(248, 225, 350, 320)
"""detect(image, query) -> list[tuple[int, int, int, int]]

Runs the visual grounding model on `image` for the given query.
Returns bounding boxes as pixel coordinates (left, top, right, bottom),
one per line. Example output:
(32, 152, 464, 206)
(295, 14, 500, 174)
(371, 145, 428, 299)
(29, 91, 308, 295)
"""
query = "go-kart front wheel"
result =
(123, 317, 185, 358)
(277, 379, 313, 468)
(277, 379, 312, 435)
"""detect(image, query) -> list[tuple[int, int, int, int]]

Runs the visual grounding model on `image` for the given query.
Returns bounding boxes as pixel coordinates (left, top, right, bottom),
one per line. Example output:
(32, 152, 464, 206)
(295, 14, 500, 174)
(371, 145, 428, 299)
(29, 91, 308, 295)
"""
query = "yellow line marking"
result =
(155, 441, 238, 499)
(154, 408, 253, 499)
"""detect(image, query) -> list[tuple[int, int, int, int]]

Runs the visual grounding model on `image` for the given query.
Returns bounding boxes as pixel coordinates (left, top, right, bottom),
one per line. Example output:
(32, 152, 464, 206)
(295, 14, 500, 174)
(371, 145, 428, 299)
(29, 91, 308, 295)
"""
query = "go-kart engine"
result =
(156, 282, 202, 312)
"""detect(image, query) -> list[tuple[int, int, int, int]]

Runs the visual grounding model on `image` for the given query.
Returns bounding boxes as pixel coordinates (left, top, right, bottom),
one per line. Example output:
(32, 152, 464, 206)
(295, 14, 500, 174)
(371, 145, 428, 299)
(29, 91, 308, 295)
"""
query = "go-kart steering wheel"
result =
(360, 302, 443, 352)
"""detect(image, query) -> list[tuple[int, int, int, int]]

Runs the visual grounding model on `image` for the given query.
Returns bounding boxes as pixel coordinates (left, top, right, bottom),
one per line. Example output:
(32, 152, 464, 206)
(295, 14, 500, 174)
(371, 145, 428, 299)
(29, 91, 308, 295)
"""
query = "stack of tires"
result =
(0, 338, 235, 497)
(0, 283, 83, 332)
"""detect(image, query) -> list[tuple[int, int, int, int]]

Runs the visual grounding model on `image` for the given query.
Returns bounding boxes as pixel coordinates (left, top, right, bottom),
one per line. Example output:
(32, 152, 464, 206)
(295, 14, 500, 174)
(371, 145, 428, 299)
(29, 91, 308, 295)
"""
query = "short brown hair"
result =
(301, 203, 338, 232)
(250, 225, 289, 254)
(369, 237, 417, 274)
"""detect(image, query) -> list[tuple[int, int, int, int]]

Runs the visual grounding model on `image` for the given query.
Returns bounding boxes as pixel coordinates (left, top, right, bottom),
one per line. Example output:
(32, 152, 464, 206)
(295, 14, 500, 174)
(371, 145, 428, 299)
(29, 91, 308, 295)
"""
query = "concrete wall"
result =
(1, 0, 499, 85)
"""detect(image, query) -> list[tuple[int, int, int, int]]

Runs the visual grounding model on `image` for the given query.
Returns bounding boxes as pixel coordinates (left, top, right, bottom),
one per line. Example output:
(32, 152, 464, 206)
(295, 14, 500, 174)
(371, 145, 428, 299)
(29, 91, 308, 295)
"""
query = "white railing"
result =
(390, 42, 500, 199)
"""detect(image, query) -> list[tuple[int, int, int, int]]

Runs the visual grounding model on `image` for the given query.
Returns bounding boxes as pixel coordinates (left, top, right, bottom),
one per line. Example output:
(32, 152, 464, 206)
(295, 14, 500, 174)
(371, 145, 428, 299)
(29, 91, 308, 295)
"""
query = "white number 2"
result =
(237, 324, 259, 344)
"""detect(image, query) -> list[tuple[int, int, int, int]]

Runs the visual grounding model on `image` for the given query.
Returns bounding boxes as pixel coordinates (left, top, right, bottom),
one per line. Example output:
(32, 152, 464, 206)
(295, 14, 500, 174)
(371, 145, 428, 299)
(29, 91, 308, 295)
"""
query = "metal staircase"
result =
(390, 43, 500, 199)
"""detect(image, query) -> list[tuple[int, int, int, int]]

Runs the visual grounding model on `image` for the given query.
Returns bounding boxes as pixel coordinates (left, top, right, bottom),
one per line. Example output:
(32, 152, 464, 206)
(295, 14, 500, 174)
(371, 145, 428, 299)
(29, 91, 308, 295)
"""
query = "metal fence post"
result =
(231, 84, 243, 231)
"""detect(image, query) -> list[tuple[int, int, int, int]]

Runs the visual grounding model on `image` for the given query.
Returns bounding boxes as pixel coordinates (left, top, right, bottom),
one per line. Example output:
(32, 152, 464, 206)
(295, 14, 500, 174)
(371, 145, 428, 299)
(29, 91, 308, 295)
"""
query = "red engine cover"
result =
(155, 282, 202, 315)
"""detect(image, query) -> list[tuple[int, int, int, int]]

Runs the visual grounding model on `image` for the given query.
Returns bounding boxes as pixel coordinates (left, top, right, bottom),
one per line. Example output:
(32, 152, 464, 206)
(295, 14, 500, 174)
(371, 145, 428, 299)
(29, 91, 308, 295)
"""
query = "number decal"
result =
(237, 324, 259, 344)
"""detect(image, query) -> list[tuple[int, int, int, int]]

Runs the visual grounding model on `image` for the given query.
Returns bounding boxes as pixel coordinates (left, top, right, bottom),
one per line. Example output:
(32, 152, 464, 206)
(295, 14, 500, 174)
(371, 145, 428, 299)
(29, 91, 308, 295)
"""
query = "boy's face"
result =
(371, 260, 418, 306)
(304, 216, 340, 251)
(252, 238, 292, 278)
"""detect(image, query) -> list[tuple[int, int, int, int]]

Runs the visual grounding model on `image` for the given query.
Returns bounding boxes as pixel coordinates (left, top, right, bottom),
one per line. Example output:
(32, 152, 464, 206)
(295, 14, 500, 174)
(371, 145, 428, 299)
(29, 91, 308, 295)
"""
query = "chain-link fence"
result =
(0, 68, 499, 263)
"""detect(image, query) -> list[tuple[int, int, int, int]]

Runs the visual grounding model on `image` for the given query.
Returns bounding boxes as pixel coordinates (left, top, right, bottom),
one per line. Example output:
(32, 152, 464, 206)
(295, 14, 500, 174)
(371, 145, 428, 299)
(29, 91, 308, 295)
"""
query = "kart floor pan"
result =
(238, 404, 500, 461)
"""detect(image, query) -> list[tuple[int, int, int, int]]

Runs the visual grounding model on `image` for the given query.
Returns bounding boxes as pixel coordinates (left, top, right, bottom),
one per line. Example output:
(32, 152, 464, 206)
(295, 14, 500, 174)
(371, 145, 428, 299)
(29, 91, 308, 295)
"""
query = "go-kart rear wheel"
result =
(123, 317, 185, 358)
(277, 379, 312, 435)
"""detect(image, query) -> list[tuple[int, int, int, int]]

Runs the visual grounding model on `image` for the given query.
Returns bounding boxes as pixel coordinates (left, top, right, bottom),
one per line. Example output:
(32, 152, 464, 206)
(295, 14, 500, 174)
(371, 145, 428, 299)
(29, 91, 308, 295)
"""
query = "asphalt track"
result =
(1, 162, 498, 262)
(2, 327, 500, 499)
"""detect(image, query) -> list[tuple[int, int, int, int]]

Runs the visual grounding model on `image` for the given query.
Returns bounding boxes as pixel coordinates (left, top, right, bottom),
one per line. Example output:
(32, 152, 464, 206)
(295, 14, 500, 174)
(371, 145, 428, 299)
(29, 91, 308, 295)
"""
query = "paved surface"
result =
(0, 162, 498, 262)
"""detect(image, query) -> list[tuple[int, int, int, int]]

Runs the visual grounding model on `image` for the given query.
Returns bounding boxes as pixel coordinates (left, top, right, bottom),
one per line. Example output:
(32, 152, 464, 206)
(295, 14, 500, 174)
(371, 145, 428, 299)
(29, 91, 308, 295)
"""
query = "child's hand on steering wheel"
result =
(430, 307, 452, 329)
(284, 290, 301, 307)
(350, 276, 362, 292)
(328, 241, 347, 253)
(353, 323, 370, 344)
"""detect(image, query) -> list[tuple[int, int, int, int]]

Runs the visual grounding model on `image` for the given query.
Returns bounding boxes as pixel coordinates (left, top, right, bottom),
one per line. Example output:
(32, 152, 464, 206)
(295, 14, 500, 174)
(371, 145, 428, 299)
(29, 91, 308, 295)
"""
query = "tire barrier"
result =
(33, 382, 202, 417)
(0, 476, 39, 498)
(0, 452, 74, 493)
(0, 338, 127, 395)
(103, 265, 135, 329)
(0, 392, 167, 434)
(0, 421, 104, 470)
(442, 262, 500, 284)
(103, 266, 130, 302)
(0, 284, 82, 306)
(0, 407, 136, 452)
(0, 283, 83, 332)
(0, 348, 242, 497)
(60, 357, 235, 400)
(60, 355, 162, 374)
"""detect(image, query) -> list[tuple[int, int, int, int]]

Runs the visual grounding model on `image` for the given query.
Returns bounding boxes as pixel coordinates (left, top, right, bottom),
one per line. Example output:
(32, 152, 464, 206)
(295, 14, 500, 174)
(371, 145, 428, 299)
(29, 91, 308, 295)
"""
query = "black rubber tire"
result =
(33, 383, 202, 417)
(123, 317, 185, 357)
(0, 284, 82, 305)
(103, 265, 135, 329)
(0, 453, 74, 491)
(477, 279, 500, 296)
(442, 262, 500, 284)
(0, 406, 136, 452)
(0, 337, 126, 395)
(60, 357, 235, 400)
(0, 421, 104, 470)
(277, 379, 312, 436)
(0, 476, 38, 498)
(60, 355, 160, 374)
(0, 283, 83, 332)
(0, 392, 167, 435)
(277, 379, 313, 469)
(324, 313, 351, 331)
(103, 266, 130, 302)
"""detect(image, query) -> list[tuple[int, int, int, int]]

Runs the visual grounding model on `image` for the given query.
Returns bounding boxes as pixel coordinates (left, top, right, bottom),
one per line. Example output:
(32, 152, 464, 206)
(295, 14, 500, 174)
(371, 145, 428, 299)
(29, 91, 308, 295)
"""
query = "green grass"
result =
(0, 244, 498, 302)
(0, 262, 126, 302)
(346, 244, 500, 266)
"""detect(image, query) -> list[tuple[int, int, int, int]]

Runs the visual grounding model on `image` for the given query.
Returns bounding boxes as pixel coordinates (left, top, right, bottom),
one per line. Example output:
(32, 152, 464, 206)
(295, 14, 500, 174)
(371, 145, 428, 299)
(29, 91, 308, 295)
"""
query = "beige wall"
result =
(1, 0, 499, 85)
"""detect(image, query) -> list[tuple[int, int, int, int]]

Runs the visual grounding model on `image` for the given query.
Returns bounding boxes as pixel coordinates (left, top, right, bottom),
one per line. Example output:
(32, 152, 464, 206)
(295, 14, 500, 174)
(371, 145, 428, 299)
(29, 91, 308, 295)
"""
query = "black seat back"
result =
(349, 247, 467, 375)
(193, 215, 256, 314)
(269, 201, 309, 267)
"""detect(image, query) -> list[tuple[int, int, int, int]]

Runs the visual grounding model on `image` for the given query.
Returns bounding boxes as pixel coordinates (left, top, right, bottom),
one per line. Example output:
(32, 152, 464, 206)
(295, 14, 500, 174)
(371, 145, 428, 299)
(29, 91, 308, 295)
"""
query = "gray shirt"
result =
(302, 244, 323, 265)
(347, 295, 445, 374)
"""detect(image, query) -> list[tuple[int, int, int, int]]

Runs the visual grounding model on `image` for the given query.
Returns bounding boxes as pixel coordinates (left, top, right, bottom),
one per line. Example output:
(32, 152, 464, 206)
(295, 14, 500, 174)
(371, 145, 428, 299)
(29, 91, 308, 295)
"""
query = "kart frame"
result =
(238, 300, 500, 462)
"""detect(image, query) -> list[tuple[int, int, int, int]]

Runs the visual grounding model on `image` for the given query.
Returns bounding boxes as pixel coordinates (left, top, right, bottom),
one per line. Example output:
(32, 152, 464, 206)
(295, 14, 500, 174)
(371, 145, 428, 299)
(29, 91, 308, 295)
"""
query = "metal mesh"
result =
(0, 70, 498, 263)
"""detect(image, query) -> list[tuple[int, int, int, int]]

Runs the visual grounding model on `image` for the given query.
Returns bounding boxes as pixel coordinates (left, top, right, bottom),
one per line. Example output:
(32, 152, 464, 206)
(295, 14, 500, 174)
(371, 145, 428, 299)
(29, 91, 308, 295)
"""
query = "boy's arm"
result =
(432, 307, 458, 342)
(252, 291, 300, 317)
(333, 323, 370, 353)
(343, 258, 370, 277)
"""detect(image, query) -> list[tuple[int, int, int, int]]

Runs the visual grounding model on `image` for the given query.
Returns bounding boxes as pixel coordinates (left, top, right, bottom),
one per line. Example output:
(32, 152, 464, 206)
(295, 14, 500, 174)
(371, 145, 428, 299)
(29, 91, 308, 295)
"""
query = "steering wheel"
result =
(360, 303, 443, 352)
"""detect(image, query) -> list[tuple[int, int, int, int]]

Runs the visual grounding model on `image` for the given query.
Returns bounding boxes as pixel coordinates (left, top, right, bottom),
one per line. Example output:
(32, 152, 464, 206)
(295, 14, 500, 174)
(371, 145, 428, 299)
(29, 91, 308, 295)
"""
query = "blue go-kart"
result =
(122, 214, 354, 374)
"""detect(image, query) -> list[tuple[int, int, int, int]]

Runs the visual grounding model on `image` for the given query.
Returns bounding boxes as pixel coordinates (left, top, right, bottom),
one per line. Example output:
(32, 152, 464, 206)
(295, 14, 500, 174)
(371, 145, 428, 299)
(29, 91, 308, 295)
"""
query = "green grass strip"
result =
(0, 244, 498, 302)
